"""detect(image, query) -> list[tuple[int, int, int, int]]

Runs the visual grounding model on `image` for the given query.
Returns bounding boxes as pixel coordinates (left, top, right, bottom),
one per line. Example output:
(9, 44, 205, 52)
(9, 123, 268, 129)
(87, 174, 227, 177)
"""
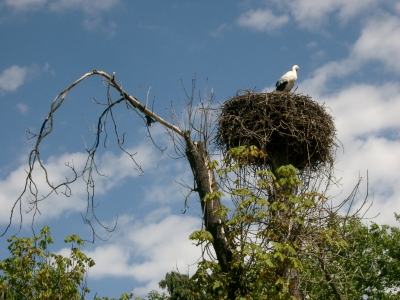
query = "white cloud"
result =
(237, 9, 289, 32)
(251, 8, 400, 227)
(236, 0, 382, 33)
(0, 142, 160, 226)
(64, 213, 202, 296)
(306, 41, 318, 49)
(0, 152, 89, 225)
(4, 0, 47, 11)
(301, 76, 400, 227)
(331, 135, 400, 226)
(93, 144, 159, 194)
(280, 12, 400, 227)
(48, 0, 120, 14)
(5, 0, 120, 14)
(16, 103, 29, 114)
(297, 59, 356, 94)
(351, 15, 400, 72)
(236, 1, 394, 35)
(0, 64, 49, 94)
(4, 0, 120, 35)
(142, 160, 193, 205)
(82, 17, 117, 37)
(277, 0, 380, 29)
(311, 50, 326, 62)
(211, 23, 231, 37)
(0, 65, 28, 92)
(325, 84, 400, 138)
(297, 14, 400, 96)
(395, 2, 400, 14)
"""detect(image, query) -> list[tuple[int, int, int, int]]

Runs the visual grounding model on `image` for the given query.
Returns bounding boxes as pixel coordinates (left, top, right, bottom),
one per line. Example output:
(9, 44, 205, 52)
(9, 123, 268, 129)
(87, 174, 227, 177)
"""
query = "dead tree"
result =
(0, 70, 243, 298)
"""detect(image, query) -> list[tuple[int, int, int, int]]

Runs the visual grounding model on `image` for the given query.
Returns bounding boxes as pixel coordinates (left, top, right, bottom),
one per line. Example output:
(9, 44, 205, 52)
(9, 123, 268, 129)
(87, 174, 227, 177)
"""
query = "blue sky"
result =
(1, 0, 400, 298)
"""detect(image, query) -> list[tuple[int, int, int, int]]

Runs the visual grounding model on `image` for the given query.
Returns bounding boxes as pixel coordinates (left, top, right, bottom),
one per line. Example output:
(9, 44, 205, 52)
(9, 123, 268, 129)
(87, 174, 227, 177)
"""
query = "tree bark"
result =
(318, 257, 343, 300)
(285, 268, 303, 299)
(184, 131, 242, 299)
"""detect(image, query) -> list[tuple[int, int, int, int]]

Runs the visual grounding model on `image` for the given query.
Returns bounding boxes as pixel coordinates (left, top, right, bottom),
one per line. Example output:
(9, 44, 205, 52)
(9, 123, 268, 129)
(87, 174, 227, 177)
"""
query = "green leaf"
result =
(271, 242, 283, 251)
(203, 191, 224, 202)
(189, 230, 214, 243)
(208, 160, 219, 170)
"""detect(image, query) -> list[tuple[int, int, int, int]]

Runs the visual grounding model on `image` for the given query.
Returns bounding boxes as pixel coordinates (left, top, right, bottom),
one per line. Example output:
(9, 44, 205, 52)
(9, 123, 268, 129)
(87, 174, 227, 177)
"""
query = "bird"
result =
(275, 65, 299, 92)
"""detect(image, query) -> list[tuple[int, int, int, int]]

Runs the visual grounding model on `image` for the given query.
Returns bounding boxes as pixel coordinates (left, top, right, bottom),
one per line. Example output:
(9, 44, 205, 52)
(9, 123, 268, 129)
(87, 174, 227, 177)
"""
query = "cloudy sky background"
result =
(1, 0, 400, 297)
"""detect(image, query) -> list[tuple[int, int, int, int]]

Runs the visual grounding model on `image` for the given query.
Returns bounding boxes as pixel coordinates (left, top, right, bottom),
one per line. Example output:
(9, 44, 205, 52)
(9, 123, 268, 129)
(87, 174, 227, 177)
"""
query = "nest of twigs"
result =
(217, 91, 336, 171)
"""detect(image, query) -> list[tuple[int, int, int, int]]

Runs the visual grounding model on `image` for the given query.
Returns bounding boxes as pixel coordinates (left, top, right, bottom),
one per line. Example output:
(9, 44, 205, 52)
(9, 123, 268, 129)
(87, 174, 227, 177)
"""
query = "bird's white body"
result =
(275, 65, 299, 92)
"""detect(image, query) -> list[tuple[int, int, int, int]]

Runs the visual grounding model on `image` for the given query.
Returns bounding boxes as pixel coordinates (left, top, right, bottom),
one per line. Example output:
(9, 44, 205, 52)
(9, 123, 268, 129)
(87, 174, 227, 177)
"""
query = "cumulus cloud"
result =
(233, 8, 400, 227)
(0, 65, 28, 93)
(237, 9, 289, 32)
(298, 14, 400, 95)
(295, 78, 400, 226)
(298, 59, 357, 94)
(237, 0, 382, 32)
(297, 66, 400, 226)
(278, 0, 380, 29)
(0, 142, 159, 227)
(58, 213, 202, 296)
(276, 10, 400, 226)
(351, 15, 400, 73)
(0, 64, 49, 94)
(331, 129, 400, 226)
(0, 151, 90, 226)
(326, 84, 400, 138)
(142, 161, 193, 205)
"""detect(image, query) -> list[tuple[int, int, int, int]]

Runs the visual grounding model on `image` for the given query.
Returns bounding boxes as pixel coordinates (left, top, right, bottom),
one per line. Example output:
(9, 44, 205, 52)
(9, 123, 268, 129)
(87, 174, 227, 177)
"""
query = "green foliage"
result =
(0, 226, 132, 300)
(301, 216, 400, 299)
(189, 148, 319, 299)
(189, 230, 214, 243)
(159, 271, 204, 300)
(143, 290, 170, 300)
(186, 145, 400, 299)
(203, 191, 224, 203)
(223, 145, 267, 172)
(207, 160, 219, 170)
(95, 294, 133, 300)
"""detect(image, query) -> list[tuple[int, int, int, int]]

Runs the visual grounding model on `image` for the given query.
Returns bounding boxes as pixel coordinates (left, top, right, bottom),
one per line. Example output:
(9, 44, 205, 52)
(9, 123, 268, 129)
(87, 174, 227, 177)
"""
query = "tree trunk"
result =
(184, 131, 242, 299)
(285, 268, 303, 299)
(318, 257, 343, 300)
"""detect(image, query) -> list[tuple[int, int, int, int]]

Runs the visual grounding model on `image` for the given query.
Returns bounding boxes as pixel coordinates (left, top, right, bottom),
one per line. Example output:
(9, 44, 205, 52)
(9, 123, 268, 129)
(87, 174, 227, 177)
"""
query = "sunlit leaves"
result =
(187, 145, 399, 299)
(213, 205, 231, 219)
(224, 145, 267, 171)
(203, 191, 224, 203)
(189, 230, 214, 243)
(64, 234, 85, 246)
(0, 226, 131, 300)
(207, 160, 218, 170)
(301, 216, 400, 299)
(189, 146, 317, 298)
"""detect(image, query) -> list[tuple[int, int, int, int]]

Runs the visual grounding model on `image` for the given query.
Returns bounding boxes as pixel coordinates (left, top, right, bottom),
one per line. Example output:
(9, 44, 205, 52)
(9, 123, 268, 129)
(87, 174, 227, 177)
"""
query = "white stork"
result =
(275, 65, 299, 92)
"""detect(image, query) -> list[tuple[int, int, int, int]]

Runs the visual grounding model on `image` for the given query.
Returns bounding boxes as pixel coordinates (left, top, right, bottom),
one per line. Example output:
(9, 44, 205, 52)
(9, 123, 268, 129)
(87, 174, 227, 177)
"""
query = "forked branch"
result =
(2, 70, 184, 237)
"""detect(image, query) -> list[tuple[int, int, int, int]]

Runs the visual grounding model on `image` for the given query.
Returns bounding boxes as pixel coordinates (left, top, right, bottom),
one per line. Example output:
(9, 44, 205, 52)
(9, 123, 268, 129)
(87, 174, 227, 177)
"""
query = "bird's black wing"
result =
(275, 80, 288, 91)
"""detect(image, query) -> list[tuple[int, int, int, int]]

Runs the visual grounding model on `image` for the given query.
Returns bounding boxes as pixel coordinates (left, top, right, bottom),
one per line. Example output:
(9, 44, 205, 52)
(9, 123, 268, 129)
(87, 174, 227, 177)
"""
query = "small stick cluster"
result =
(217, 91, 337, 171)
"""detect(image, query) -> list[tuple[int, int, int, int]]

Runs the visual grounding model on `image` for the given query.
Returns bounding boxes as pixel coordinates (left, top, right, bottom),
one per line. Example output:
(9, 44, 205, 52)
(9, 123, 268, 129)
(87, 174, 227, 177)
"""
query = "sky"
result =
(1, 0, 400, 298)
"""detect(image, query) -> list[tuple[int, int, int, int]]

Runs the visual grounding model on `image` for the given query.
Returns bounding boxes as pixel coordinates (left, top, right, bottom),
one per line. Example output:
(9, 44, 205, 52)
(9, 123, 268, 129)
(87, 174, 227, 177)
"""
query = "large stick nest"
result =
(216, 91, 337, 171)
